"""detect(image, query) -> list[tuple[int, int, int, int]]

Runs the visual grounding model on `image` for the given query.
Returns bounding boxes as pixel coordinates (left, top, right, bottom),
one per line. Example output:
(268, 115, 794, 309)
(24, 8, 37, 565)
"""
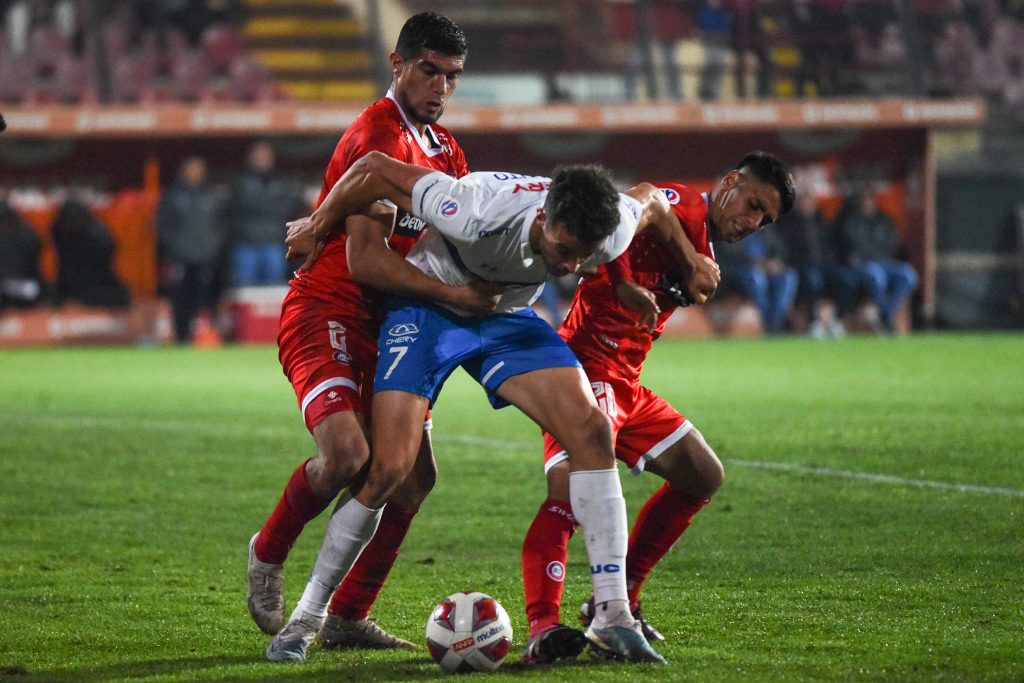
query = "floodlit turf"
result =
(0, 334, 1021, 682)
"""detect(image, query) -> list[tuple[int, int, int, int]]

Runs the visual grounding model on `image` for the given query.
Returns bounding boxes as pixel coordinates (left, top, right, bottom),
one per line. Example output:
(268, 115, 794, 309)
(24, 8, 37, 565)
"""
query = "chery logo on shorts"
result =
(439, 198, 459, 217)
(388, 323, 419, 336)
(661, 187, 680, 205)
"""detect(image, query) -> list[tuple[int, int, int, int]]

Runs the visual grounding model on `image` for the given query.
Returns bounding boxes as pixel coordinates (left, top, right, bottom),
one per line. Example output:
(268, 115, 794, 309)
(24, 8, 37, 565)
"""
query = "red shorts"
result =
(277, 290, 379, 432)
(542, 374, 691, 475)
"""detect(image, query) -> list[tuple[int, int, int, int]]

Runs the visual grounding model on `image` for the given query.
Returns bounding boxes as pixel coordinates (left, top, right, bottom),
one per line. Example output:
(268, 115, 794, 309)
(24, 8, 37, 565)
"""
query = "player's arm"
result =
(346, 207, 501, 317)
(285, 152, 432, 265)
(605, 250, 660, 331)
(624, 182, 720, 305)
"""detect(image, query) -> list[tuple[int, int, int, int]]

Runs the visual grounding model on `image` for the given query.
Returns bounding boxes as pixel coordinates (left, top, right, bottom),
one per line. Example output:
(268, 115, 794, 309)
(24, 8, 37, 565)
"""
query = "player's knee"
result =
(361, 454, 416, 507)
(694, 446, 725, 498)
(315, 430, 371, 490)
(663, 434, 724, 499)
(567, 407, 615, 468)
(390, 457, 437, 509)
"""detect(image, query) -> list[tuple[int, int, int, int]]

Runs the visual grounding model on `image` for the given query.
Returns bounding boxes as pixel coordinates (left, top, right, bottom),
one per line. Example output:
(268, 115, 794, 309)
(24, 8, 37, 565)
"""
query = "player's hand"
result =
(684, 256, 720, 305)
(449, 280, 504, 317)
(285, 217, 326, 271)
(615, 281, 660, 331)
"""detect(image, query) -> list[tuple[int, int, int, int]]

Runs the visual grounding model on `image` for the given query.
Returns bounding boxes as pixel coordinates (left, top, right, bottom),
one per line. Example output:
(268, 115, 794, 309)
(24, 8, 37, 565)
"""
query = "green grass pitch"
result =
(1, 334, 1022, 682)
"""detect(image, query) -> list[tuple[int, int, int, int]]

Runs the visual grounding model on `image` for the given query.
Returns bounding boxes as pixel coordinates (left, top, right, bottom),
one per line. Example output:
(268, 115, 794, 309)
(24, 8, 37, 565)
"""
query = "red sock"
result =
(626, 483, 708, 605)
(522, 499, 577, 638)
(254, 460, 332, 564)
(327, 503, 418, 621)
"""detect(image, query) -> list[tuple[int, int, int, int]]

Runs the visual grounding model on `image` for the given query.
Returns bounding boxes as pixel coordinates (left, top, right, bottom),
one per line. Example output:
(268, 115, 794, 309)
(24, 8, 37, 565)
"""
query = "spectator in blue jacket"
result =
(837, 192, 918, 334)
(716, 223, 799, 334)
(227, 141, 307, 287)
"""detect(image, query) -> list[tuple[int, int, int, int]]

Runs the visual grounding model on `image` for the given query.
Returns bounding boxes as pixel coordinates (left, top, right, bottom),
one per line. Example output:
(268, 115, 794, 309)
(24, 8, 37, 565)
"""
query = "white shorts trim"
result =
(544, 450, 570, 475)
(300, 377, 359, 421)
(628, 420, 693, 476)
(542, 420, 694, 476)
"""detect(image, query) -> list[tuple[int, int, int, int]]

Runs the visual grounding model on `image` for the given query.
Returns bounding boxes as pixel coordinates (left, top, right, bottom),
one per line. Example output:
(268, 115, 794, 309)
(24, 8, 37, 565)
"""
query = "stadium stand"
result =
(241, 0, 376, 101)
(1, 0, 1022, 342)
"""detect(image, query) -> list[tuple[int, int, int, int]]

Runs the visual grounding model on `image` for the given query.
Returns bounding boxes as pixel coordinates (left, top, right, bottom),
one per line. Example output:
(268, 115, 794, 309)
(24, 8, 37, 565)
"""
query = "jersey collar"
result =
(386, 90, 445, 158)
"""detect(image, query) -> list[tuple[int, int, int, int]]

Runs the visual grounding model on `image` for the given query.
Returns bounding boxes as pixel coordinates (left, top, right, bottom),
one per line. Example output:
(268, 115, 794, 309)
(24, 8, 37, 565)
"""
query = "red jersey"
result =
(558, 183, 715, 382)
(288, 93, 469, 322)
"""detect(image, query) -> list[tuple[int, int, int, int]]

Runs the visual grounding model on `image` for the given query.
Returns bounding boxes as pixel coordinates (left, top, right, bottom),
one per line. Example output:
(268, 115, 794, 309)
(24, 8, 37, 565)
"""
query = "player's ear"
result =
(721, 169, 741, 189)
(537, 208, 555, 235)
(389, 52, 404, 76)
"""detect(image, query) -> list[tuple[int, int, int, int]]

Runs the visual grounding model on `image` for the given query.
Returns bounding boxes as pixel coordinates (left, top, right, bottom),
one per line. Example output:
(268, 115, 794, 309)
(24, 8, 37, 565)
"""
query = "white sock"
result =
(291, 490, 383, 620)
(569, 468, 630, 626)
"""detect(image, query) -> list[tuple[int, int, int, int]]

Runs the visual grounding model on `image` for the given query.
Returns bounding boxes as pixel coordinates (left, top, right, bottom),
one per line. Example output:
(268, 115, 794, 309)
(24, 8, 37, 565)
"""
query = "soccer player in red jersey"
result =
(248, 12, 497, 657)
(519, 152, 795, 664)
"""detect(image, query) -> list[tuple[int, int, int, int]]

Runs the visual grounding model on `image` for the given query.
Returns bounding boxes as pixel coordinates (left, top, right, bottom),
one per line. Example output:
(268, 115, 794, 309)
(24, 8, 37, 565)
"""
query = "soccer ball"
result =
(425, 591, 513, 673)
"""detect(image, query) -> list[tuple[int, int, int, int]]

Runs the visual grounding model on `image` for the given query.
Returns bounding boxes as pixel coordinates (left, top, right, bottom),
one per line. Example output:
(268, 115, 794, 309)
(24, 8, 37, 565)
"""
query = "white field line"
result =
(728, 458, 1024, 500)
(435, 435, 1024, 500)
(5, 413, 1023, 499)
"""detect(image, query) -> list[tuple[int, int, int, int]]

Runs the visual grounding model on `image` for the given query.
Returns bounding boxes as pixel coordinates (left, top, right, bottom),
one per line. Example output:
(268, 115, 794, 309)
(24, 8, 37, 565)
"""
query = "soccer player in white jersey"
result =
(273, 152, 721, 664)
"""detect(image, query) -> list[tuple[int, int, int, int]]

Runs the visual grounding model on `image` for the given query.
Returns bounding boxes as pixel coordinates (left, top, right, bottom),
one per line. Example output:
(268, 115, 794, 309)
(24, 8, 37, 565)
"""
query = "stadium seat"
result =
(111, 54, 154, 103)
(52, 55, 94, 104)
(201, 24, 244, 71)
(172, 51, 212, 102)
(0, 57, 33, 103)
(229, 56, 279, 101)
(29, 25, 71, 76)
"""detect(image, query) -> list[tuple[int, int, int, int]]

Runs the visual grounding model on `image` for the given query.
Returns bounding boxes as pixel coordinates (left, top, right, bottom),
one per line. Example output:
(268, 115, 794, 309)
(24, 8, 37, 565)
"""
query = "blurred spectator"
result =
(156, 156, 227, 344)
(3, 0, 31, 55)
(791, 0, 845, 96)
(136, 0, 242, 47)
(716, 225, 799, 334)
(697, 0, 732, 101)
(775, 193, 856, 338)
(930, 19, 980, 96)
(227, 141, 305, 286)
(0, 199, 43, 308)
(51, 199, 130, 307)
(836, 192, 918, 334)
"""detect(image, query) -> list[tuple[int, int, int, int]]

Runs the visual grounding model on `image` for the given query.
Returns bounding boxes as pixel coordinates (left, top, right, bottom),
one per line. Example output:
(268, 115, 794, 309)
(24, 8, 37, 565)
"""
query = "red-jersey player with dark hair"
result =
(248, 12, 498, 662)
(520, 152, 795, 664)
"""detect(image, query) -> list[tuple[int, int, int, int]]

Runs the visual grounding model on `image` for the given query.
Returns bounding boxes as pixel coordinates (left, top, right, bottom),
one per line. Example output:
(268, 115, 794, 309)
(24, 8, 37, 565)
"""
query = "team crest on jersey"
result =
(439, 198, 459, 217)
(661, 187, 681, 205)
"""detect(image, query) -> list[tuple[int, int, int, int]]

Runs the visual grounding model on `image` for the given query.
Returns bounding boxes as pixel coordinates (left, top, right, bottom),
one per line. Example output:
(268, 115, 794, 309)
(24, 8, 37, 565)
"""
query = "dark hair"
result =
(395, 11, 466, 59)
(736, 151, 796, 216)
(544, 164, 621, 244)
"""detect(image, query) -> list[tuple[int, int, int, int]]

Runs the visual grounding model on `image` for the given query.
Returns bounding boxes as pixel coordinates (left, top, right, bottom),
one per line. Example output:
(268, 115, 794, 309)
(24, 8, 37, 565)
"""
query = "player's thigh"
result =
(310, 410, 371, 475)
(643, 426, 723, 499)
(496, 366, 613, 469)
(278, 294, 378, 434)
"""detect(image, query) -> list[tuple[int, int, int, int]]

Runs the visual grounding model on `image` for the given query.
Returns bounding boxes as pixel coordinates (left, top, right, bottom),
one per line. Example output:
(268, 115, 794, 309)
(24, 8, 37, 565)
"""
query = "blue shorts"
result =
(375, 300, 581, 408)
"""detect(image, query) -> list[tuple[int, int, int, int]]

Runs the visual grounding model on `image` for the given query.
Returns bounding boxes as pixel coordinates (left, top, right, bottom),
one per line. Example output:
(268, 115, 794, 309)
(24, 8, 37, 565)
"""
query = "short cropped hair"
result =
(736, 151, 796, 216)
(545, 164, 621, 244)
(395, 11, 467, 58)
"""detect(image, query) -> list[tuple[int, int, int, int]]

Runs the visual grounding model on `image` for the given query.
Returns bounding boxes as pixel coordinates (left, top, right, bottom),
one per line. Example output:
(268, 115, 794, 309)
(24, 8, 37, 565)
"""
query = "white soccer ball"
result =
(425, 591, 513, 673)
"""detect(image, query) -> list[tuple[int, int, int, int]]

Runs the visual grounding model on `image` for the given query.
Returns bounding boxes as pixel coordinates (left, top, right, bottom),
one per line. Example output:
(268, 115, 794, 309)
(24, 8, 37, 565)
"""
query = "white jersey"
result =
(408, 170, 642, 315)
